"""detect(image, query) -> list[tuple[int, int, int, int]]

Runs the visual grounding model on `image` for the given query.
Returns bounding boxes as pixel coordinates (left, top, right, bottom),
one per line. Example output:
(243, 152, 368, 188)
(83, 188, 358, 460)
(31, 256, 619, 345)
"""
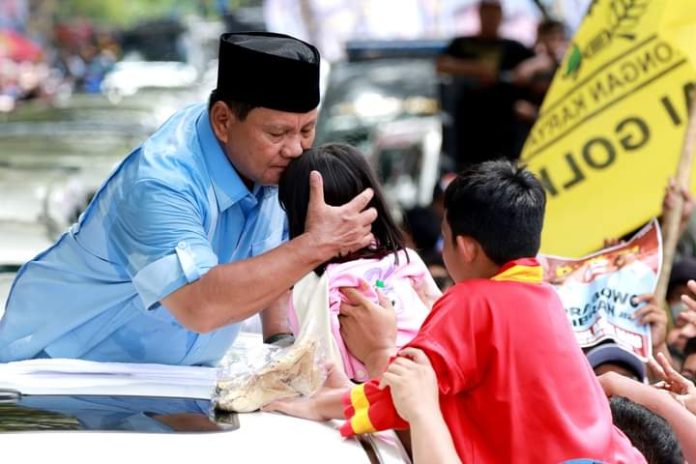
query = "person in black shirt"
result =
(437, 0, 533, 168)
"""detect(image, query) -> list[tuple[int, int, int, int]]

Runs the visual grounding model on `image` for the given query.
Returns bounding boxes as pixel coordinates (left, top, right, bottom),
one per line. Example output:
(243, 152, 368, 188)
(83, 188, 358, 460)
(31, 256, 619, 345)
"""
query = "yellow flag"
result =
(521, 0, 696, 257)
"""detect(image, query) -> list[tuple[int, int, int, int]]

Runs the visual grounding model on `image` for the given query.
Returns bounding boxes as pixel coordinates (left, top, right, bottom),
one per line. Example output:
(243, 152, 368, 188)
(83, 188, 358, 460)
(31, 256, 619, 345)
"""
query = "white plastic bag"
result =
(213, 335, 326, 413)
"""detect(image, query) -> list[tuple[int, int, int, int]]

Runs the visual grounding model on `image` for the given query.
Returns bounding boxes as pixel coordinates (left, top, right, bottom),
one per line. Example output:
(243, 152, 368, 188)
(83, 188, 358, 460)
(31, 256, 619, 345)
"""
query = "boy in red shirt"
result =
(265, 160, 645, 463)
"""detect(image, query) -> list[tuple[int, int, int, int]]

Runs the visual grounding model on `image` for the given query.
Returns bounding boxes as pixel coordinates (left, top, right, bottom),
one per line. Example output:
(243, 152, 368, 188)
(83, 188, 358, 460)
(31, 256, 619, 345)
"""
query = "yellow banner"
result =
(521, 0, 696, 257)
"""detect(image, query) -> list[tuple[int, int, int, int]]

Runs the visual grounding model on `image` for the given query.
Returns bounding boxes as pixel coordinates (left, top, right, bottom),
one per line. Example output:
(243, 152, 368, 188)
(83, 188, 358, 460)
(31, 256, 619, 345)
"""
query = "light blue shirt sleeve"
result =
(109, 179, 218, 310)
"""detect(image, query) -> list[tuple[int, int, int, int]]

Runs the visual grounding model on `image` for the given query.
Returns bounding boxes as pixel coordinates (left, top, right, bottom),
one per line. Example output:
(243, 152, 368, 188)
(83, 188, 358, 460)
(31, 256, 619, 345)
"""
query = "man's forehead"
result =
(251, 107, 318, 126)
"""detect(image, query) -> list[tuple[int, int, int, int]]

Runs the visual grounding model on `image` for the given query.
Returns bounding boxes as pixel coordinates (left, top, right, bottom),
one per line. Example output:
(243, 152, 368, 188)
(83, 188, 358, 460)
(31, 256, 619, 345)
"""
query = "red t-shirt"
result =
(341, 259, 645, 463)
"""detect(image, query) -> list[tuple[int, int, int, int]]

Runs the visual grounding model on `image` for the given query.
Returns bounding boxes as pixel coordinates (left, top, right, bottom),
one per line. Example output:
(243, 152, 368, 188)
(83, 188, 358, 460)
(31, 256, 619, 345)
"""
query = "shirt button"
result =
(177, 241, 187, 250)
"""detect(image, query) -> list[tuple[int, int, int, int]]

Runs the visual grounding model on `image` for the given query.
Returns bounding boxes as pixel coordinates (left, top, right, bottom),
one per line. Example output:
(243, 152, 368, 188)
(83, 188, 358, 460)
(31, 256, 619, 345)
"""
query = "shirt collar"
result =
(196, 109, 272, 211)
(491, 258, 543, 284)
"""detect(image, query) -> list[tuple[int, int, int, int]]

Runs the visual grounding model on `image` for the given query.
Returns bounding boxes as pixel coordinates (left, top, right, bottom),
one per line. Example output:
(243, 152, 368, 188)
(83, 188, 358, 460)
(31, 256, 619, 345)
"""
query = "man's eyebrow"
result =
(263, 124, 292, 132)
(301, 120, 317, 130)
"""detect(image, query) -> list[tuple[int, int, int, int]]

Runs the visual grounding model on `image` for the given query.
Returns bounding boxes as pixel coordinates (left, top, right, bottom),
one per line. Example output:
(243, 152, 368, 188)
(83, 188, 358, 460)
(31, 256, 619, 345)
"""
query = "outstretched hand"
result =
(632, 293, 667, 349)
(305, 171, 377, 260)
(648, 352, 696, 415)
(662, 177, 694, 232)
(261, 363, 351, 421)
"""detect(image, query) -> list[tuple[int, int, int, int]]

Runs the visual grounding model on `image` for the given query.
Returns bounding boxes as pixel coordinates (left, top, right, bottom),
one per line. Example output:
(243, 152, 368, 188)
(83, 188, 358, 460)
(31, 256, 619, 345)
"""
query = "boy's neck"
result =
(459, 256, 502, 282)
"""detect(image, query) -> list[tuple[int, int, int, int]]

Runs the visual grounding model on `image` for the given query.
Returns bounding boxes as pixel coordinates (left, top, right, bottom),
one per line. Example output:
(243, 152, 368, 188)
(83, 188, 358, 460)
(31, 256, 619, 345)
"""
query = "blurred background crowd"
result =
(0, 0, 587, 280)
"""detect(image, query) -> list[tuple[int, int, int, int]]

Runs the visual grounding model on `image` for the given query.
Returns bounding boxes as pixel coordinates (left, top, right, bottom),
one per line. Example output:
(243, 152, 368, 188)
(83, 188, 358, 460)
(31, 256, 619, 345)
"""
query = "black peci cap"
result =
(214, 32, 320, 113)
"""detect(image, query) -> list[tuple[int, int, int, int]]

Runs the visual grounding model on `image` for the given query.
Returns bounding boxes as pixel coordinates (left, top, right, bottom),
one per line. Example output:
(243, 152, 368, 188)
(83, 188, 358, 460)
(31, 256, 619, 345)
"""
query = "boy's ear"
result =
(455, 235, 478, 263)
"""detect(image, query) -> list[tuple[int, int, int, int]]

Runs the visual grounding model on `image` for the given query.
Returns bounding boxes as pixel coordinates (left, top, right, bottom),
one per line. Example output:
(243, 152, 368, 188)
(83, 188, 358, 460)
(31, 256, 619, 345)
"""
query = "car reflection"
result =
(2, 395, 238, 433)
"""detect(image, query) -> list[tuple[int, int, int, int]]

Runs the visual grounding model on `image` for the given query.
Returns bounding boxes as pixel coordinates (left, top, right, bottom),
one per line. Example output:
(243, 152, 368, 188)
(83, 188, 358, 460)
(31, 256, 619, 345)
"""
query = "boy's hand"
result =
(379, 348, 439, 423)
(339, 285, 397, 376)
(632, 293, 667, 349)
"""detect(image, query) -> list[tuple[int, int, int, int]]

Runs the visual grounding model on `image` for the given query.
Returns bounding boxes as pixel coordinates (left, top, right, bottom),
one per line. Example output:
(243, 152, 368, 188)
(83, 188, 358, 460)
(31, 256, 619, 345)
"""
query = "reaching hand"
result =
(648, 352, 696, 415)
(632, 293, 668, 349)
(304, 171, 377, 260)
(379, 348, 439, 423)
(662, 178, 694, 232)
(339, 285, 397, 376)
(261, 363, 350, 421)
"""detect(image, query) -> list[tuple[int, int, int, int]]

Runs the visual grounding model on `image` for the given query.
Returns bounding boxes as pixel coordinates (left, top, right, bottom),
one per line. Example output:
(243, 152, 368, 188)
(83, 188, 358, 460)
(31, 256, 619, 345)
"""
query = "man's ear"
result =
(210, 101, 235, 144)
(455, 235, 478, 263)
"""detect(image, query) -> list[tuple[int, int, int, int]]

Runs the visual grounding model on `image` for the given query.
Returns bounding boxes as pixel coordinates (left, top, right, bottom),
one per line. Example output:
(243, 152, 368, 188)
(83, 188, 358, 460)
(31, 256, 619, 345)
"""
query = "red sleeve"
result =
(407, 285, 494, 395)
(339, 380, 409, 437)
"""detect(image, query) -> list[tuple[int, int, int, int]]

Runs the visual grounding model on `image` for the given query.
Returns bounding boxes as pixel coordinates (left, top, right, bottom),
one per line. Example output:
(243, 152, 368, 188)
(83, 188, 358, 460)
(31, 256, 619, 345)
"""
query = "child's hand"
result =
(649, 352, 696, 415)
(379, 348, 439, 423)
(262, 363, 350, 421)
(339, 285, 397, 377)
(632, 293, 667, 350)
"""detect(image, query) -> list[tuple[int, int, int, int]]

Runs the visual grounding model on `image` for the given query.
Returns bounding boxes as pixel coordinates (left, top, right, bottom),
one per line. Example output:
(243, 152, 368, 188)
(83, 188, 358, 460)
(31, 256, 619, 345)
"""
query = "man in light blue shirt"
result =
(0, 32, 377, 366)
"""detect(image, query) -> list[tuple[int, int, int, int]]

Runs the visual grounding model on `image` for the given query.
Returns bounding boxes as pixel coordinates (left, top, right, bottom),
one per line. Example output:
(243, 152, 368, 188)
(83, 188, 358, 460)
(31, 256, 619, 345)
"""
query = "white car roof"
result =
(0, 335, 410, 464)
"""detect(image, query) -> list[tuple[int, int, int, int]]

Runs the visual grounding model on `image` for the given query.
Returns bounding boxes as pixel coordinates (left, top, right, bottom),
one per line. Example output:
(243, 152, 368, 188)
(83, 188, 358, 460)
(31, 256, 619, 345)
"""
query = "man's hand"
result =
(649, 352, 696, 415)
(632, 293, 668, 349)
(304, 171, 377, 260)
(379, 348, 439, 423)
(339, 285, 397, 377)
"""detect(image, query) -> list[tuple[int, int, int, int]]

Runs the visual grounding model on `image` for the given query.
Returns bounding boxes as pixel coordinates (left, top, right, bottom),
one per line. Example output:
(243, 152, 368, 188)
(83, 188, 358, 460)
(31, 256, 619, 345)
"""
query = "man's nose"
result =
(282, 134, 304, 158)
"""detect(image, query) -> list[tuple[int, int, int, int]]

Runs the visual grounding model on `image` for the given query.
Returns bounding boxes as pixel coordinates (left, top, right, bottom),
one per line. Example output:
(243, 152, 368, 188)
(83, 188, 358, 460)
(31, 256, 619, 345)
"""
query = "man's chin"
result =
(263, 169, 286, 186)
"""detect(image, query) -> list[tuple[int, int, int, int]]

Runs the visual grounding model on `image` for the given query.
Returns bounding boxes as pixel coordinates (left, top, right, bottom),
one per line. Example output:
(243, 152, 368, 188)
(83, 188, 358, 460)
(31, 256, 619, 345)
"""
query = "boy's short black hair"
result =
(278, 143, 406, 272)
(609, 397, 683, 464)
(444, 159, 545, 265)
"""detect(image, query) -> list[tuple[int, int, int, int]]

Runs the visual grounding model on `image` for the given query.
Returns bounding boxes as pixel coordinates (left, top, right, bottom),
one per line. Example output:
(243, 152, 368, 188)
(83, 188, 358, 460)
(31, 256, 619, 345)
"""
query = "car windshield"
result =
(0, 393, 238, 433)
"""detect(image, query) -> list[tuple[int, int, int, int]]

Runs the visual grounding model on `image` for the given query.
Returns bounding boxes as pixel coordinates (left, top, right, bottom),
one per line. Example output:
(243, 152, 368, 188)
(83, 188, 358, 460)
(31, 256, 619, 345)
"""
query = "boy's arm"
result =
(381, 348, 461, 464)
(599, 371, 696, 464)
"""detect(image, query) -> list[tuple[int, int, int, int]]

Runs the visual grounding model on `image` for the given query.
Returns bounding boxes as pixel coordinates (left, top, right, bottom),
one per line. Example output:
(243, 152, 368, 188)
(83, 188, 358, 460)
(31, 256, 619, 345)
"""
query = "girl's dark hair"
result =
(278, 143, 406, 274)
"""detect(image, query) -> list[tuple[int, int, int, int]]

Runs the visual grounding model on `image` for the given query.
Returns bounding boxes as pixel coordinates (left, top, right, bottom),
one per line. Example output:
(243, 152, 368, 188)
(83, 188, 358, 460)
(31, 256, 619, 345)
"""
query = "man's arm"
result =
(162, 172, 377, 333)
(261, 290, 292, 343)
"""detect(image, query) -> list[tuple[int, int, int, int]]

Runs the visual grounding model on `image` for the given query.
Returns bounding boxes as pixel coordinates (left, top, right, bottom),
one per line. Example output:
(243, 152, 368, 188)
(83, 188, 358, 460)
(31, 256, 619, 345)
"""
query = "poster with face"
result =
(539, 219, 661, 360)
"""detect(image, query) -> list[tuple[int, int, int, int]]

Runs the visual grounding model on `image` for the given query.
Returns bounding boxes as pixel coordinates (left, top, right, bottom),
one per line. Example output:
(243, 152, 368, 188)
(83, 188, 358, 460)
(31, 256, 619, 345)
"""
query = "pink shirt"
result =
(289, 249, 441, 381)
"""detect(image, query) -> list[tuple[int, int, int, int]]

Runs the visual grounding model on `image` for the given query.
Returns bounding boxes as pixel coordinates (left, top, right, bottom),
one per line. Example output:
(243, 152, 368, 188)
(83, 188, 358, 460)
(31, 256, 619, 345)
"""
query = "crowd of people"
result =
(437, 0, 568, 170)
(0, 23, 119, 112)
(1, 2, 696, 462)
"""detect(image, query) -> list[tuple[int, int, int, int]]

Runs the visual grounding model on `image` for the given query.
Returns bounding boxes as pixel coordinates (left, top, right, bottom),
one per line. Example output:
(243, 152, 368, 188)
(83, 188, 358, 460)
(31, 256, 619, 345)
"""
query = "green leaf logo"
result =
(565, 44, 583, 78)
